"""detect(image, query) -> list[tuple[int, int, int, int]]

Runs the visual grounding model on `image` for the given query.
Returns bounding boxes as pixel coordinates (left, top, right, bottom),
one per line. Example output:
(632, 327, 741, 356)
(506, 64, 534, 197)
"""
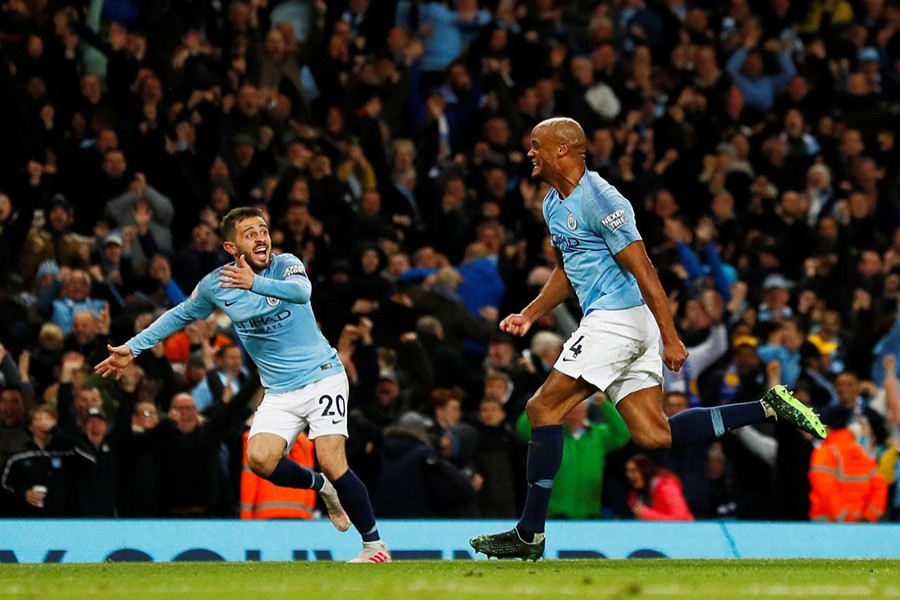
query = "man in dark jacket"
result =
(69, 407, 116, 516)
(1, 406, 77, 516)
(374, 411, 475, 518)
(115, 395, 164, 517)
(158, 376, 257, 517)
(473, 397, 521, 518)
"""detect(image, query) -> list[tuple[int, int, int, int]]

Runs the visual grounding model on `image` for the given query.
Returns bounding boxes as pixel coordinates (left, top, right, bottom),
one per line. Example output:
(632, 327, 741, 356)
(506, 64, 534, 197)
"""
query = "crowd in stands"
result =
(0, 0, 898, 522)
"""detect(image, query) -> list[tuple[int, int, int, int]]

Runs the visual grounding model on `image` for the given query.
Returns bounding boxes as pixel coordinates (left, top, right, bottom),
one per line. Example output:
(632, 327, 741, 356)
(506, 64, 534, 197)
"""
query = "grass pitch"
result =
(2, 559, 899, 600)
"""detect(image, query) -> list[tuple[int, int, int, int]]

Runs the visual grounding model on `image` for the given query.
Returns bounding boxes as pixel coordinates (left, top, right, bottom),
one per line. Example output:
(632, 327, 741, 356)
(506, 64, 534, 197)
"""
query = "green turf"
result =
(2, 560, 899, 599)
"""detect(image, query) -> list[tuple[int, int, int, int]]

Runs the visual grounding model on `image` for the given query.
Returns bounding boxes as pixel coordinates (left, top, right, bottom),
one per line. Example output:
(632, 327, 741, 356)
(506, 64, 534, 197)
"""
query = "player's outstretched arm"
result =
(501, 249, 572, 337)
(614, 240, 688, 372)
(220, 254, 312, 304)
(95, 344, 134, 380)
(95, 285, 216, 376)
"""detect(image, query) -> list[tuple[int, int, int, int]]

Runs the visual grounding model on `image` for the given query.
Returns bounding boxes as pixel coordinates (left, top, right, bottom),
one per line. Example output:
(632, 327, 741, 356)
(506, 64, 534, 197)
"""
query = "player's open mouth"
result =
(253, 246, 268, 257)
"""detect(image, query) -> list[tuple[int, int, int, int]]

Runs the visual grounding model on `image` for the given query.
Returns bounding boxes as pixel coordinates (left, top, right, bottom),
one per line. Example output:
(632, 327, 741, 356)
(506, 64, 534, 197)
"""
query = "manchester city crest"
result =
(567, 214, 577, 231)
(267, 297, 281, 307)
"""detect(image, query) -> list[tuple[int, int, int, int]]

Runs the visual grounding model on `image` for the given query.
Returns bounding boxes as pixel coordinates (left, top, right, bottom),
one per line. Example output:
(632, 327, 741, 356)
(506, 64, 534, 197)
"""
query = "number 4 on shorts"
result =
(569, 335, 584, 358)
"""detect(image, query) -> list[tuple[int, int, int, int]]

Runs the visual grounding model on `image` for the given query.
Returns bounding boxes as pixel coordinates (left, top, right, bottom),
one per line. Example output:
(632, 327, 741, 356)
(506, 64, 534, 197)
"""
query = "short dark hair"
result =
(220, 207, 266, 241)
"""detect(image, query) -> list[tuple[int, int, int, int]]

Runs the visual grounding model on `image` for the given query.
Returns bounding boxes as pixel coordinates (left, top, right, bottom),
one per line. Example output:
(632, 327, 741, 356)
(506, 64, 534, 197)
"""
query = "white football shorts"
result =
(554, 304, 663, 404)
(248, 371, 350, 443)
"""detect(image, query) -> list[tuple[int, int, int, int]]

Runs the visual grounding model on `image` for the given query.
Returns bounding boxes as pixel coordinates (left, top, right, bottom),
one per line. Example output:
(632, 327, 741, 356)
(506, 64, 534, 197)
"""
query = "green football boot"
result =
(470, 528, 545, 561)
(763, 385, 827, 439)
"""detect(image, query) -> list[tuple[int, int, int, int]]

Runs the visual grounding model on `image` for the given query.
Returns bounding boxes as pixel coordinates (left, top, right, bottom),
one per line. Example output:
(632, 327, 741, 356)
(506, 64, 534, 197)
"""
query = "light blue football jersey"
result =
(127, 253, 342, 393)
(543, 170, 645, 314)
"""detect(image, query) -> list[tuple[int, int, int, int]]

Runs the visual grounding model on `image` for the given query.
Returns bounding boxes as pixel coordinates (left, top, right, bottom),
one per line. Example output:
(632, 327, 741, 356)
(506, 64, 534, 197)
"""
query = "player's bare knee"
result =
(525, 396, 554, 426)
(246, 443, 280, 478)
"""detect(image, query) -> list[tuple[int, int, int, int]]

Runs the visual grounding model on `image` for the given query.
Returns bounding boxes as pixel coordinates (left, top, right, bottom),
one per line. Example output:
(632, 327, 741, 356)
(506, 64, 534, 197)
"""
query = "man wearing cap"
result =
(858, 47, 882, 92)
(95, 232, 137, 307)
(758, 273, 794, 322)
(20, 194, 91, 287)
(69, 406, 117, 517)
(361, 369, 402, 430)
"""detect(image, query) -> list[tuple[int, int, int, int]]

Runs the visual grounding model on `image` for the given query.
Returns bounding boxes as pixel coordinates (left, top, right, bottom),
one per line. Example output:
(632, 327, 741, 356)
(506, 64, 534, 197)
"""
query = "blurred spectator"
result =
(19, 196, 91, 287)
(725, 33, 796, 113)
(158, 380, 256, 517)
(28, 324, 65, 398)
(834, 371, 889, 458)
(63, 309, 110, 367)
(92, 233, 138, 309)
(517, 396, 630, 519)
(428, 387, 463, 443)
(192, 343, 251, 413)
(113, 369, 164, 517)
(69, 407, 116, 517)
(362, 369, 403, 430)
(707, 334, 773, 519)
(105, 173, 175, 254)
(0, 387, 30, 473)
(374, 411, 477, 517)
(415, 315, 482, 402)
(758, 274, 794, 322)
(809, 406, 887, 522)
(626, 454, 694, 521)
(135, 254, 186, 310)
(473, 397, 521, 518)
(1, 406, 75, 517)
(44, 270, 107, 336)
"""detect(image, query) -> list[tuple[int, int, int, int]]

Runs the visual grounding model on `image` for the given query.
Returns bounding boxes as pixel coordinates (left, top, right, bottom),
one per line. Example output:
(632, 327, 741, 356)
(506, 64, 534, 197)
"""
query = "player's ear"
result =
(223, 240, 235, 255)
(558, 143, 567, 157)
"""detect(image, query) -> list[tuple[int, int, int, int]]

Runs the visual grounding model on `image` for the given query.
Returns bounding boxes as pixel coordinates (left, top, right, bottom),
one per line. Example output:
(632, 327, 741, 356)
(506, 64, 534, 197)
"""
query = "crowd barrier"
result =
(1, 520, 898, 563)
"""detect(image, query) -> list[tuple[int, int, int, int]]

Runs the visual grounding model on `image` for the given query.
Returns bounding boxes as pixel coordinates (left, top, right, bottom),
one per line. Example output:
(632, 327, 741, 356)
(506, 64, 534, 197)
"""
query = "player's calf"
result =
(630, 424, 672, 450)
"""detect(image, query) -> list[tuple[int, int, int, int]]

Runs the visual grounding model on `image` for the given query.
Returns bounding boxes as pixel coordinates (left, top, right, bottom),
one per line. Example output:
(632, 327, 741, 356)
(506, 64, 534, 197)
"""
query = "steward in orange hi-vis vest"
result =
(240, 430, 316, 519)
(809, 428, 887, 523)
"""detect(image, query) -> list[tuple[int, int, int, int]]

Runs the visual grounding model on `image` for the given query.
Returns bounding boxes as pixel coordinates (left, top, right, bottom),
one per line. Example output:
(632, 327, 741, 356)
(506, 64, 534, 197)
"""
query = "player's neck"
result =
(551, 164, 585, 199)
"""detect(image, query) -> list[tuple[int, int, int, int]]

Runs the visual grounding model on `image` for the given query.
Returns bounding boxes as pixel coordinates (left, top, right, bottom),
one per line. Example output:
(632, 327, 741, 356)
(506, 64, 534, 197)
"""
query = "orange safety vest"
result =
(808, 428, 887, 523)
(240, 431, 317, 520)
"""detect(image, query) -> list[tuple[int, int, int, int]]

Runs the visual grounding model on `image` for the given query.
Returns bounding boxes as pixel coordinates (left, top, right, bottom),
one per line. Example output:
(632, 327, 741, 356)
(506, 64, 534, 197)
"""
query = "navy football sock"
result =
(266, 457, 324, 491)
(516, 424, 564, 540)
(332, 469, 380, 542)
(669, 402, 767, 446)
